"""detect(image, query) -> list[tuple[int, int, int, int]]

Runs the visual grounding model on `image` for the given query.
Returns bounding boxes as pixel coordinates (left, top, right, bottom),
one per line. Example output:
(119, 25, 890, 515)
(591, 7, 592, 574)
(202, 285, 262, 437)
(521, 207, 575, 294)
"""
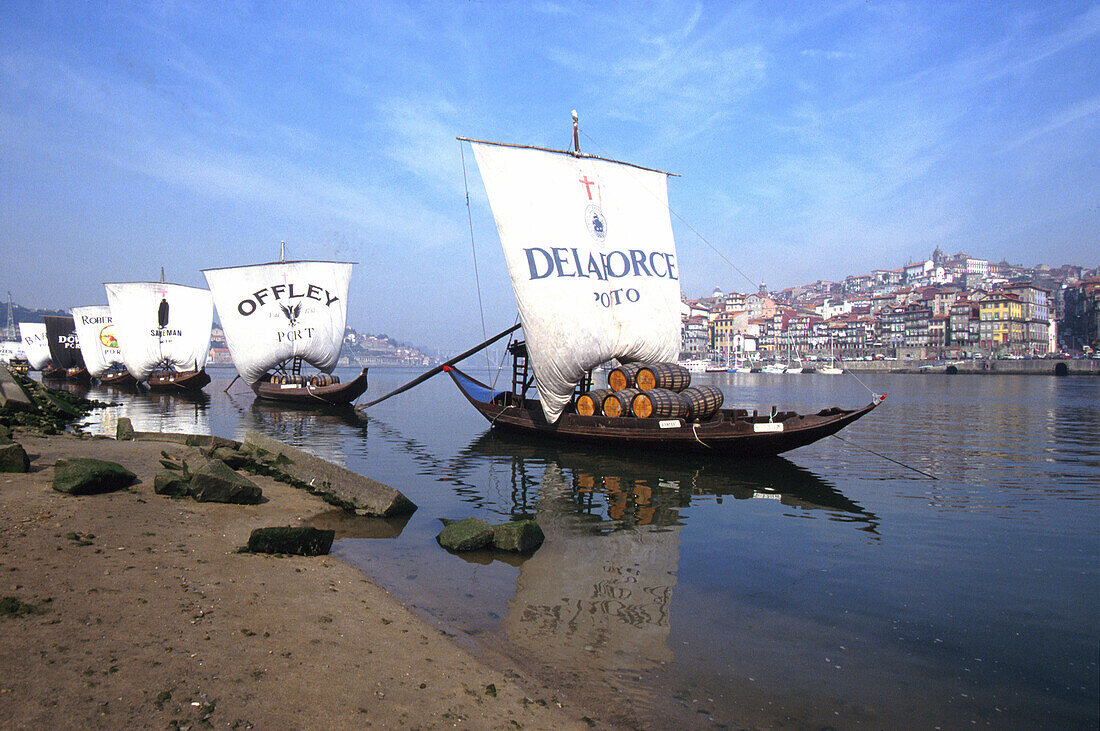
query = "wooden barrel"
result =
(607, 363, 644, 392)
(577, 388, 614, 416)
(635, 362, 690, 392)
(601, 388, 640, 418)
(679, 385, 724, 420)
(631, 388, 689, 419)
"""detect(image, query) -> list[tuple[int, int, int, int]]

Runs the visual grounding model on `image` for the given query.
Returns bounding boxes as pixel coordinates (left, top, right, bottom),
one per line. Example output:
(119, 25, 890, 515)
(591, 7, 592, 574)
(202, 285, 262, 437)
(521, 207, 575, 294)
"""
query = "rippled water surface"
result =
(75, 367, 1099, 729)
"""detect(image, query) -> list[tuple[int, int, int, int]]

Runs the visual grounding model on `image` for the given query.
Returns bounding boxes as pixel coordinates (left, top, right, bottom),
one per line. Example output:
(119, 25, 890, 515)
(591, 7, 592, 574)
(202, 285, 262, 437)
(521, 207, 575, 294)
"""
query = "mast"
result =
(572, 109, 580, 154)
(4, 292, 14, 341)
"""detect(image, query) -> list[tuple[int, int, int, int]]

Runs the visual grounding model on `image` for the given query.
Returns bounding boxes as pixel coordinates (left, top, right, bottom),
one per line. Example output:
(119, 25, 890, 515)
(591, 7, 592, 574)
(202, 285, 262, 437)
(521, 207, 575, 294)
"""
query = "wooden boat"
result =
(251, 367, 369, 405)
(105, 280, 215, 393)
(437, 117, 882, 455)
(203, 249, 366, 405)
(446, 361, 882, 456)
(72, 305, 135, 387)
(43, 315, 88, 381)
(147, 368, 211, 392)
(97, 369, 139, 388)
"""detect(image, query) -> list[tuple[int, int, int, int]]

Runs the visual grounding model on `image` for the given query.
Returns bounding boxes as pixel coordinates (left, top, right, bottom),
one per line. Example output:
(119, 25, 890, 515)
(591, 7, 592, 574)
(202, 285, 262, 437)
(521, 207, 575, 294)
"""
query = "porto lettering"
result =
(594, 288, 641, 308)
(237, 282, 339, 317)
(524, 247, 677, 282)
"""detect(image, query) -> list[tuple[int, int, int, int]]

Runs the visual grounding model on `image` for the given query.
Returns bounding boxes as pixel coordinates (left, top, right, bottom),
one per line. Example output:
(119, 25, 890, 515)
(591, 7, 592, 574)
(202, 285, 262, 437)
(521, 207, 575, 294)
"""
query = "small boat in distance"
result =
(438, 117, 881, 456)
(42, 315, 89, 381)
(71, 305, 136, 387)
(203, 248, 367, 405)
(105, 279, 215, 392)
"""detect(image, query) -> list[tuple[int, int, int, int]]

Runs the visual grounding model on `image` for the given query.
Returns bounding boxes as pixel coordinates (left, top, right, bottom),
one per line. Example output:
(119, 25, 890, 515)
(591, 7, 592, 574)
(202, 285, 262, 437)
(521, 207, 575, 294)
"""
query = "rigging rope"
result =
(460, 141, 491, 374)
(580, 131, 879, 397)
(831, 434, 938, 479)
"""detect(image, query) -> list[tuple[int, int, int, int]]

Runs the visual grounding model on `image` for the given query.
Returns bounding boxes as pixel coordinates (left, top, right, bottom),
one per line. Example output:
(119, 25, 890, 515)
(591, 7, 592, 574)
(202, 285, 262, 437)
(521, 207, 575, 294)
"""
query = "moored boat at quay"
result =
(203, 249, 368, 406)
(431, 116, 882, 455)
(105, 279, 215, 393)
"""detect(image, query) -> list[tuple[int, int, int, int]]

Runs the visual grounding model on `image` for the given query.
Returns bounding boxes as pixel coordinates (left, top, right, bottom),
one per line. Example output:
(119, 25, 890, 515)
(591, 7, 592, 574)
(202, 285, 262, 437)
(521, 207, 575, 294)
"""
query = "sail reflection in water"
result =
(449, 432, 879, 684)
(79, 385, 211, 436)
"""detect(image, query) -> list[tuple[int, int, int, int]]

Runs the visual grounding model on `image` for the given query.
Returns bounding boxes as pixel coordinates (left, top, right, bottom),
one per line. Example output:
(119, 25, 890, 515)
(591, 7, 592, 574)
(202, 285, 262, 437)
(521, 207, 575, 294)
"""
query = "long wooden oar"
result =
(355, 322, 521, 411)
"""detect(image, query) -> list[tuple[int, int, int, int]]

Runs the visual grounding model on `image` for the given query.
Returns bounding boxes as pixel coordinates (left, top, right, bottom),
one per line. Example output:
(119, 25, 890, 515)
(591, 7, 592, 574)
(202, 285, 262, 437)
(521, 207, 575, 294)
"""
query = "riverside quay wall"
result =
(843, 358, 1100, 376)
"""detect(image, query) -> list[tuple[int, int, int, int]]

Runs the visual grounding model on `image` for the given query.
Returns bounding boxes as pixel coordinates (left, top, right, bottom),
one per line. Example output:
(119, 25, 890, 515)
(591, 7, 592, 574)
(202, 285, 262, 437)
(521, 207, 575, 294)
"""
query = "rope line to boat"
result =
(460, 141, 492, 374)
(580, 130, 760, 293)
(690, 422, 712, 449)
(830, 434, 938, 479)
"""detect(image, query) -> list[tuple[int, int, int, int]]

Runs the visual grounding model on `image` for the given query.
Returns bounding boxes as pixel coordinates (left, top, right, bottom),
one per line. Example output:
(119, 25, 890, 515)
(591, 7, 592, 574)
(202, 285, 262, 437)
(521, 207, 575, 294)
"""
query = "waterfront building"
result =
(680, 315, 709, 359)
(709, 310, 749, 356)
(1003, 282, 1051, 355)
(903, 302, 933, 348)
(979, 292, 1025, 353)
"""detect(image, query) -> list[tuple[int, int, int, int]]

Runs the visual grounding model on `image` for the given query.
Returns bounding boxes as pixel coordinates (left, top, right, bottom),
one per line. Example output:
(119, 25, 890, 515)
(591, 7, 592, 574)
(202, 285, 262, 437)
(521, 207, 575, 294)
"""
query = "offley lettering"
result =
(237, 283, 339, 317)
(524, 247, 678, 282)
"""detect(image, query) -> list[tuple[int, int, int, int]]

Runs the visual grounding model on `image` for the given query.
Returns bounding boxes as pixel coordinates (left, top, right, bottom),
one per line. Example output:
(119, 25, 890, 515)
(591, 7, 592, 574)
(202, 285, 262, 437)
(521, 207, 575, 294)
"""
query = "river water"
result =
(71, 367, 1098, 729)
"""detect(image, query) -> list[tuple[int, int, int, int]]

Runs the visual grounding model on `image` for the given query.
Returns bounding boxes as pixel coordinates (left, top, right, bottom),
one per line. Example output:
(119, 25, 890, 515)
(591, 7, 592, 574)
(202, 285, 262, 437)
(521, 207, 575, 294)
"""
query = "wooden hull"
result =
(252, 367, 369, 406)
(147, 368, 211, 393)
(446, 366, 882, 457)
(41, 366, 66, 380)
(66, 367, 91, 383)
(98, 371, 139, 388)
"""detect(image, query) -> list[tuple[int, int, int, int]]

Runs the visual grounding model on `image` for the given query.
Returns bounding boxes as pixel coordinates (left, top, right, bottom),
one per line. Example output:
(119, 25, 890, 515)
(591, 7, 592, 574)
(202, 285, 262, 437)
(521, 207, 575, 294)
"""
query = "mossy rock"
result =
(188, 459, 262, 504)
(116, 417, 135, 441)
(52, 457, 137, 495)
(209, 445, 250, 469)
(0, 424, 13, 444)
(0, 442, 30, 473)
(491, 520, 545, 553)
(244, 526, 335, 556)
(153, 470, 191, 498)
(436, 517, 494, 552)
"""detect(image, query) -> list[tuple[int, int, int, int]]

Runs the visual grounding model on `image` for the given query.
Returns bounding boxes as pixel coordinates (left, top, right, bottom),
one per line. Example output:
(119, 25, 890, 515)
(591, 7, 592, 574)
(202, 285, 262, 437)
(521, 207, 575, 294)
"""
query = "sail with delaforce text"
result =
(43, 315, 85, 370)
(105, 282, 214, 380)
(71, 306, 124, 378)
(202, 260, 352, 385)
(18, 323, 50, 369)
(470, 141, 681, 423)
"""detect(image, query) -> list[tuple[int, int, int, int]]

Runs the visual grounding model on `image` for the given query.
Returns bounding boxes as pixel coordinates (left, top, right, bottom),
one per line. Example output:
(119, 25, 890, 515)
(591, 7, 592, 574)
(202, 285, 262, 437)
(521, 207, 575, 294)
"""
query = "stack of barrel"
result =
(576, 362, 724, 421)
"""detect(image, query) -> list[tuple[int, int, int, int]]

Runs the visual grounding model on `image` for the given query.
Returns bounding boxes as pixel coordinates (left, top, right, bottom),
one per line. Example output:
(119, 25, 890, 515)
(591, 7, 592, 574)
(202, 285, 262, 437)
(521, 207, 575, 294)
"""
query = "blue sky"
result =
(1, 1, 1097, 351)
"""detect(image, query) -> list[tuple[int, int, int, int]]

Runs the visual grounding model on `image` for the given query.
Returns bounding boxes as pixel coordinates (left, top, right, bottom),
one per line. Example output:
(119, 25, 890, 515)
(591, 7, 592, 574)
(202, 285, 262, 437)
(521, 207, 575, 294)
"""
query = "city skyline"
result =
(1, 2, 1097, 352)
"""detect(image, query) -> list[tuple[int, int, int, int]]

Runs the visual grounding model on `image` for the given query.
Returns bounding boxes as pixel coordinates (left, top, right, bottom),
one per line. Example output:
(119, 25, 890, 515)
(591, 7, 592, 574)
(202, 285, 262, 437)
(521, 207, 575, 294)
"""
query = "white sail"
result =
(0, 340, 24, 364)
(18, 323, 50, 369)
(202, 261, 352, 385)
(471, 142, 681, 422)
(71, 306, 123, 377)
(104, 282, 214, 380)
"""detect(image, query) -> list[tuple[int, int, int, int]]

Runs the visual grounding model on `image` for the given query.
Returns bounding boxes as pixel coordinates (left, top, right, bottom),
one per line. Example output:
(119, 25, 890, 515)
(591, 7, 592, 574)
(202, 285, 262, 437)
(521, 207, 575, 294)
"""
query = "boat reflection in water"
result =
(444, 431, 878, 722)
(241, 399, 367, 467)
(78, 383, 211, 436)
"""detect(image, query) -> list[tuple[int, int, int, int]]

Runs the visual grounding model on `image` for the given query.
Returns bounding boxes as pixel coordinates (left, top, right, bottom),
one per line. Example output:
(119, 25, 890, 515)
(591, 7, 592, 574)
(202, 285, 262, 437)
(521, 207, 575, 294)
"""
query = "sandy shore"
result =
(0, 432, 596, 729)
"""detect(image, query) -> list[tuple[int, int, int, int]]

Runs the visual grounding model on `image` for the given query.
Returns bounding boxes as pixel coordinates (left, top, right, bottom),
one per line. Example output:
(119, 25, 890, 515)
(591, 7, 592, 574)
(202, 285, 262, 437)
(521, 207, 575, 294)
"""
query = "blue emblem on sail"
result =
(585, 204, 607, 241)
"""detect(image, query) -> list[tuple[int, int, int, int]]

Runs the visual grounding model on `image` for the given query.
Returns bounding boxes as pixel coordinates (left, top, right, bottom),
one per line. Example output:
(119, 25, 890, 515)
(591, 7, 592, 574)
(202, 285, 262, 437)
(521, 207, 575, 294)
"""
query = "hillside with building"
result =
(682, 249, 1100, 363)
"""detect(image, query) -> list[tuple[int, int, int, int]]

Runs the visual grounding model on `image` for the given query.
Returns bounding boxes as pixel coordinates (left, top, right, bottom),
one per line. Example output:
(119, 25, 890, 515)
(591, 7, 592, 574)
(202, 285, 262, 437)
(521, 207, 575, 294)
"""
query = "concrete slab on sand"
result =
(0, 366, 34, 412)
(243, 430, 416, 517)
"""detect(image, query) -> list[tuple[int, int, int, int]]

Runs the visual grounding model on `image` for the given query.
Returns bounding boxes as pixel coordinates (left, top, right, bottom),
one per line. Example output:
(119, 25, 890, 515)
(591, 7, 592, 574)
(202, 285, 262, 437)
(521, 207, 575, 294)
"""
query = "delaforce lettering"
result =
(524, 247, 678, 282)
(236, 282, 340, 316)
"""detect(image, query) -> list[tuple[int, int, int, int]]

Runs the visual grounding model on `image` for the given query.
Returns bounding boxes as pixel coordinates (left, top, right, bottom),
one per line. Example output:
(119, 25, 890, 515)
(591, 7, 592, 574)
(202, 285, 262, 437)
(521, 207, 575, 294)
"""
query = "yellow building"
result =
(979, 293, 1024, 351)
